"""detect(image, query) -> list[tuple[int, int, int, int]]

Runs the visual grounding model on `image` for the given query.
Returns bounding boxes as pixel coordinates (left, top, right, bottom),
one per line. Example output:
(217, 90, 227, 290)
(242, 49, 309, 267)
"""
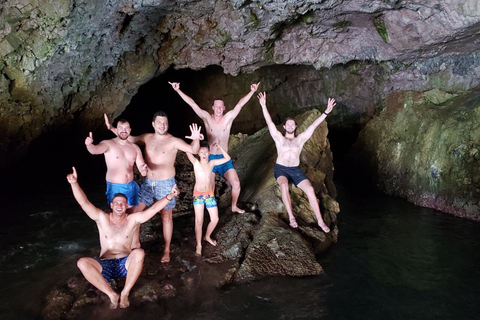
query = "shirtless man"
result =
(169, 81, 260, 214)
(85, 119, 147, 213)
(257, 92, 335, 232)
(186, 142, 231, 256)
(67, 167, 178, 309)
(106, 111, 203, 263)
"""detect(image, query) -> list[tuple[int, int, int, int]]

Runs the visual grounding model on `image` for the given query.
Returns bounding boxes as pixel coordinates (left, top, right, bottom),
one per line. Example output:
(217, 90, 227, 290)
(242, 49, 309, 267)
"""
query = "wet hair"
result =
(200, 141, 210, 149)
(111, 193, 128, 203)
(282, 117, 298, 136)
(152, 111, 169, 122)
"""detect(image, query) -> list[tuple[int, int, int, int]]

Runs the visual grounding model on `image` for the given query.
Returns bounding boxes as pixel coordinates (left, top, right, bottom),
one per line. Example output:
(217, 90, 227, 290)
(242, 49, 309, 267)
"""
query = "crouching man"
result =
(66, 167, 178, 309)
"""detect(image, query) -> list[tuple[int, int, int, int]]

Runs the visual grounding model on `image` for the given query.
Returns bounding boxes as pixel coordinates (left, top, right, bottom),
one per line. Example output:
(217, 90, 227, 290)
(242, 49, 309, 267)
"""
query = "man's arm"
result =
(186, 151, 198, 165)
(257, 92, 282, 140)
(104, 114, 145, 145)
(298, 98, 336, 142)
(177, 123, 204, 154)
(67, 167, 101, 221)
(134, 144, 148, 177)
(85, 132, 109, 155)
(210, 143, 231, 166)
(133, 185, 179, 224)
(169, 82, 210, 121)
(225, 82, 260, 122)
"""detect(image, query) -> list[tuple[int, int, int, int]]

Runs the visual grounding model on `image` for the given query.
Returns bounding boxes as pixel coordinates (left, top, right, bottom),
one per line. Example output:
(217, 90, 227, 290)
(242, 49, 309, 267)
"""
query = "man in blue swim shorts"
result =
(170, 81, 261, 214)
(67, 167, 178, 309)
(258, 92, 336, 232)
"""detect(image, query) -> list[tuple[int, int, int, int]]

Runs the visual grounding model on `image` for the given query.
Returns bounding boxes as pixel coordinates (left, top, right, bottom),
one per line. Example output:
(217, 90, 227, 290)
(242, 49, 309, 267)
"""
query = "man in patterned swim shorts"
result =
(67, 167, 178, 309)
(257, 92, 336, 232)
(187, 142, 231, 256)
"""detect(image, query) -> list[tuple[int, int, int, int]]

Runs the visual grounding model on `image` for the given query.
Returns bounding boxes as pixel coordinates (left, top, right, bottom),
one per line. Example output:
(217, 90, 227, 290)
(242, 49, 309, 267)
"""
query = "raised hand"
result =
(251, 82, 260, 92)
(325, 98, 336, 114)
(66, 167, 78, 184)
(168, 82, 180, 91)
(257, 92, 266, 107)
(185, 123, 204, 141)
(104, 114, 112, 130)
(85, 132, 94, 146)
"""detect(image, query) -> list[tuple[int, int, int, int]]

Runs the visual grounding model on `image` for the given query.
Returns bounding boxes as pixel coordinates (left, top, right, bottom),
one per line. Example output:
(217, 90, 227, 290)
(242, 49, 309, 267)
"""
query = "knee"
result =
(278, 182, 289, 192)
(162, 213, 172, 224)
(210, 215, 219, 224)
(77, 257, 89, 271)
(133, 248, 145, 260)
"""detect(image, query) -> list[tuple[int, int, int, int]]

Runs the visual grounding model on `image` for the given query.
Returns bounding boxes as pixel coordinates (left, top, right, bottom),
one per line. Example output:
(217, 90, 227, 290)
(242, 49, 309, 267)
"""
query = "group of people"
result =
(67, 82, 336, 309)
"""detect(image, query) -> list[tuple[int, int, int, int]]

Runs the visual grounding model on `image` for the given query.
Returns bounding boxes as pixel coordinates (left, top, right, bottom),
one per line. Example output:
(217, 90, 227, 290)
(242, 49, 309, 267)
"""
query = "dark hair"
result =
(111, 193, 128, 203)
(200, 141, 210, 149)
(114, 118, 130, 127)
(152, 111, 169, 122)
(282, 117, 297, 136)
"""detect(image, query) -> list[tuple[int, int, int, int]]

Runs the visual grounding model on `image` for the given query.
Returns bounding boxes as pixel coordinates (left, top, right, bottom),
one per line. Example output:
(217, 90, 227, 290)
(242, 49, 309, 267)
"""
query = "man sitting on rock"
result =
(257, 92, 335, 232)
(67, 167, 178, 309)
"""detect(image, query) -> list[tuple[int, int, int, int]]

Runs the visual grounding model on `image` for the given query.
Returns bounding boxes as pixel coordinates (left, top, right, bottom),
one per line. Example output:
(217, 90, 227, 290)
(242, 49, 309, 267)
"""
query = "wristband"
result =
(165, 195, 172, 201)
(323, 112, 329, 116)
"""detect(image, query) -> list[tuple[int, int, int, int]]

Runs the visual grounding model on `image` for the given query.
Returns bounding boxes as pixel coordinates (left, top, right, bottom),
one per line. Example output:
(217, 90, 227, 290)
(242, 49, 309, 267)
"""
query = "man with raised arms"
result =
(106, 111, 203, 263)
(85, 119, 147, 213)
(257, 92, 335, 232)
(67, 167, 178, 309)
(169, 81, 260, 214)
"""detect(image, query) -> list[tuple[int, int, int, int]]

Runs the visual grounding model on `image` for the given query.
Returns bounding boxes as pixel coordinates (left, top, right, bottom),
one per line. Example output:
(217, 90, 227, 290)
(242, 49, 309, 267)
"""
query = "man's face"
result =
(152, 116, 169, 135)
(198, 147, 209, 160)
(110, 197, 127, 215)
(283, 119, 297, 135)
(117, 121, 131, 140)
(212, 100, 225, 117)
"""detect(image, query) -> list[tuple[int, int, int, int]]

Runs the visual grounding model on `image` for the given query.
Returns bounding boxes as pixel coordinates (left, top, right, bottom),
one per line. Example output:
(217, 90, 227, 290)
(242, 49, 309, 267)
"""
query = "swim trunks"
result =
(273, 164, 308, 187)
(209, 154, 235, 177)
(193, 190, 217, 208)
(106, 180, 140, 206)
(95, 255, 128, 280)
(138, 177, 176, 209)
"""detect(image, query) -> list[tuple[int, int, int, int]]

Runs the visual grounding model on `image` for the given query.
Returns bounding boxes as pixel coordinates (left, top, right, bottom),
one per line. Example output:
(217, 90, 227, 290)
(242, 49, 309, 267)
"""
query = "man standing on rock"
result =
(106, 111, 203, 263)
(85, 118, 147, 213)
(67, 167, 178, 309)
(169, 81, 260, 214)
(257, 92, 335, 232)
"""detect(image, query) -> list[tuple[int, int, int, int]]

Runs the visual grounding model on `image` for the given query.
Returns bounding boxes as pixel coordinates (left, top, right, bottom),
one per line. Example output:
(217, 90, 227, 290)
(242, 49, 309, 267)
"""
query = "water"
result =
(1, 181, 480, 319)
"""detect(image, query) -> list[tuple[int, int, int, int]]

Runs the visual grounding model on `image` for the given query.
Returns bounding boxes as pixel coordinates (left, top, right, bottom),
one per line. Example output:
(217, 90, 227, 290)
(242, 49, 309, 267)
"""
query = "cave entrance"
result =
(118, 64, 362, 160)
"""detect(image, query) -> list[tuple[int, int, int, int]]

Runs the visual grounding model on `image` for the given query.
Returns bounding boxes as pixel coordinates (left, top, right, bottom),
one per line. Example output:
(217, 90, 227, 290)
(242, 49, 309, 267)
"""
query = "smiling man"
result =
(67, 167, 178, 309)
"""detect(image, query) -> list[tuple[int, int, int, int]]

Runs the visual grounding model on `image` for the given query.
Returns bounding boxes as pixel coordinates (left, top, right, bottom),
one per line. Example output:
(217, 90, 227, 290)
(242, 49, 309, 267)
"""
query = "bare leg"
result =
(210, 172, 216, 192)
(194, 204, 204, 256)
(224, 169, 244, 213)
(77, 257, 119, 309)
(127, 202, 146, 249)
(119, 249, 145, 308)
(276, 176, 297, 228)
(297, 179, 330, 232)
(204, 206, 219, 246)
(161, 208, 173, 263)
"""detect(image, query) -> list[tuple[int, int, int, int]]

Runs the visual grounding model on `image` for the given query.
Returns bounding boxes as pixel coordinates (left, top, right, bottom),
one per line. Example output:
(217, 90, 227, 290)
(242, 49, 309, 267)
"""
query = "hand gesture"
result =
(185, 123, 204, 141)
(104, 114, 112, 130)
(170, 184, 179, 197)
(251, 82, 260, 92)
(66, 167, 78, 184)
(257, 92, 266, 108)
(139, 164, 148, 177)
(325, 98, 336, 114)
(168, 82, 180, 91)
(85, 132, 94, 146)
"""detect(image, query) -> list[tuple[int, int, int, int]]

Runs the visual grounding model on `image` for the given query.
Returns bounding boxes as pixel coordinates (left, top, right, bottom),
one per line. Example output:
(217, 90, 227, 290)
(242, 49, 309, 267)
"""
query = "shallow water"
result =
(1, 181, 480, 319)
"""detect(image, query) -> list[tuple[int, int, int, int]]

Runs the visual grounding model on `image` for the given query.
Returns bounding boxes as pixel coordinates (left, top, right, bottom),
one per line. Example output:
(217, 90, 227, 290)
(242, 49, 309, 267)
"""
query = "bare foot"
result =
(108, 293, 119, 309)
(119, 293, 130, 309)
(232, 206, 245, 214)
(289, 217, 298, 228)
(161, 250, 170, 263)
(195, 245, 202, 256)
(318, 222, 330, 233)
(204, 237, 217, 246)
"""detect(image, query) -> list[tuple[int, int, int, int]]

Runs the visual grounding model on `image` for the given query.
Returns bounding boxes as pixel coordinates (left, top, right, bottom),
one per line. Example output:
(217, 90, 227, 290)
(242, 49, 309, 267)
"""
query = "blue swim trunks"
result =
(273, 164, 308, 187)
(106, 180, 140, 206)
(193, 190, 217, 208)
(209, 154, 235, 177)
(95, 256, 128, 280)
(138, 177, 176, 209)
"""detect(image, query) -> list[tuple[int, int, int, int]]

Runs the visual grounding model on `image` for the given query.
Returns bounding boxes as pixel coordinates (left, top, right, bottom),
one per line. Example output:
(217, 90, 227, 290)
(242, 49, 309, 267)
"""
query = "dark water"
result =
(1, 181, 480, 320)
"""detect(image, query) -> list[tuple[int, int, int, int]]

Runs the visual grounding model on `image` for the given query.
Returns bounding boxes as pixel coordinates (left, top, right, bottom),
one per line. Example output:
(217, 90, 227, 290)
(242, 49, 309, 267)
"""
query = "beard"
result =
(118, 133, 129, 140)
